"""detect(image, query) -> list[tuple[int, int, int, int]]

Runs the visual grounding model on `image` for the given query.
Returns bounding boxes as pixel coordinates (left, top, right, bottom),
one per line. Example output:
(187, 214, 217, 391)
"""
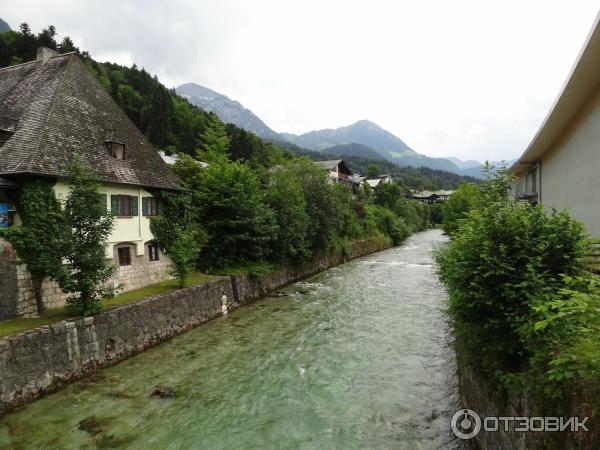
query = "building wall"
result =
(539, 86, 600, 238)
(1, 181, 173, 318)
(514, 85, 600, 238)
(53, 180, 156, 257)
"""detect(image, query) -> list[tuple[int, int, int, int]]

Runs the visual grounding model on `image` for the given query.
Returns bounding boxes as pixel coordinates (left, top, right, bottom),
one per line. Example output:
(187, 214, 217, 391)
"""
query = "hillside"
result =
(176, 82, 283, 141)
(0, 23, 478, 191)
(0, 18, 10, 32)
(319, 143, 387, 161)
(283, 119, 413, 158)
(283, 120, 465, 173)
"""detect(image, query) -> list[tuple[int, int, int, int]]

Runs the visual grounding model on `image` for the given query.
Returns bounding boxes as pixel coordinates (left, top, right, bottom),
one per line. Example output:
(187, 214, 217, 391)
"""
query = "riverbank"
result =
(0, 230, 465, 449)
(0, 237, 391, 415)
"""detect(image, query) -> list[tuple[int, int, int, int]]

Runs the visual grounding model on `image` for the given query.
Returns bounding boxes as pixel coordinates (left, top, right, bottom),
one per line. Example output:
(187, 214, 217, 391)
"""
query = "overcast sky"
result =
(4, 1, 599, 161)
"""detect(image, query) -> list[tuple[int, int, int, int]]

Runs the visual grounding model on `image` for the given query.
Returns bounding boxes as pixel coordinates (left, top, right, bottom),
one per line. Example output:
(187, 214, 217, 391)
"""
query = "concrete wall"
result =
(514, 85, 600, 238)
(0, 237, 391, 415)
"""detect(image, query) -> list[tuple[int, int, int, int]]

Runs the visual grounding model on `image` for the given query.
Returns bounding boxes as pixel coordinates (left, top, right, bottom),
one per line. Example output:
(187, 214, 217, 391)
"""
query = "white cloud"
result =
(3, 0, 599, 161)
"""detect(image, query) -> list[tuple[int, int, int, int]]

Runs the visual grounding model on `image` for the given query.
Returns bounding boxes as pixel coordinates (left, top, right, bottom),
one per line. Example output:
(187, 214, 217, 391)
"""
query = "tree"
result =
(169, 229, 202, 287)
(266, 163, 311, 262)
(196, 114, 230, 159)
(173, 153, 277, 270)
(150, 189, 207, 286)
(367, 164, 380, 178)
(441, 183, 480, 235)
(374, 182, 405, 210)
(2, 180, 70, 313)
(60, 159, 115, 316)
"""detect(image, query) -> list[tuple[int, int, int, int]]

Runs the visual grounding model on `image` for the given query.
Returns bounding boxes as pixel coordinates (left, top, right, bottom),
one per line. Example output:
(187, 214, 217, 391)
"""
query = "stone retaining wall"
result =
(456, 343, 599, 449)
(0, 237, 391, 415)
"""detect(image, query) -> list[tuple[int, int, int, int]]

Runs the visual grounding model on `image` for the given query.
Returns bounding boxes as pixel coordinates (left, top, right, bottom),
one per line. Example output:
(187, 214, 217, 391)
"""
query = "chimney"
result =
(36, 47, 59, 63)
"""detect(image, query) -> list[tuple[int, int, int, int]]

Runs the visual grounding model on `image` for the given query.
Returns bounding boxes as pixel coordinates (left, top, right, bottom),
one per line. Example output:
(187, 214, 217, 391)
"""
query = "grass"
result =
(0, 272, 216, 339)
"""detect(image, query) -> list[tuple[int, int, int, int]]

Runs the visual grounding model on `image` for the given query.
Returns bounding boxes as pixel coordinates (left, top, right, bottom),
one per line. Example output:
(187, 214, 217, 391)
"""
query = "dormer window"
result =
(111, 142, 126, 160)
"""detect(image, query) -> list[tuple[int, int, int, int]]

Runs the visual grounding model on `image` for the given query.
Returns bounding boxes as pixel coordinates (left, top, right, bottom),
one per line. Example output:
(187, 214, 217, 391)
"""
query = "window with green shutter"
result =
(111, 195, 136, 217)
(142, 197, 158, 216)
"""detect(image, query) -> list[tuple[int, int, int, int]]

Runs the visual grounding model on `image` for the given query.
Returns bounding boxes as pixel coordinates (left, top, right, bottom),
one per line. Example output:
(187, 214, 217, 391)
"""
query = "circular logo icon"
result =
(451, 409, 481, 440)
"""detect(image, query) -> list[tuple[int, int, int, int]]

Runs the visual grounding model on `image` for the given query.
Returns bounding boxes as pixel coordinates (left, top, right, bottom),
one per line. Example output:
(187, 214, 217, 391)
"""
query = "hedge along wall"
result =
(0, 237, 392, 415)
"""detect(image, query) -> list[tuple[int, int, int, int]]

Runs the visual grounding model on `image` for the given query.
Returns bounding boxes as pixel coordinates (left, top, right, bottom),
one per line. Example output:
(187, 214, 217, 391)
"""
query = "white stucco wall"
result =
(53, 181, 156, 258)
(534, 86, 600, 238)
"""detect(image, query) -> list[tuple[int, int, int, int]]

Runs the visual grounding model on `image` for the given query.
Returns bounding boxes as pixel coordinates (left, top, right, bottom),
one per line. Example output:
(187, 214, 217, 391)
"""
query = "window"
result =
(526, 168, 537, 194)
(111, 142, 126, 160)
(148, 243, 160, 261)
(111, 195, 138, 217)
(118, 247, 131, 266)
(142, 197, 158, 216)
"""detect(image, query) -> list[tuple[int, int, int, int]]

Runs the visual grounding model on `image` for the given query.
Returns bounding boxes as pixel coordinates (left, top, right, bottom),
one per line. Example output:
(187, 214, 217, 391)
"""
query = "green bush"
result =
(372, 206, 409, 245)
(441, 182, 480, 235)
(436, 201, 591, 401)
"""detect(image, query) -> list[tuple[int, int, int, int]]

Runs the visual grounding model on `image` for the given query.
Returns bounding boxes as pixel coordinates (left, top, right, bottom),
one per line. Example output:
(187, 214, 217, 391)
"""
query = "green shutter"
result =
(131, 196, 138, 216)
(142, 197, 149, 216)
(100, 194, 108, 213)
(158, 199, 165, 216)
(111, 195, 119, 215)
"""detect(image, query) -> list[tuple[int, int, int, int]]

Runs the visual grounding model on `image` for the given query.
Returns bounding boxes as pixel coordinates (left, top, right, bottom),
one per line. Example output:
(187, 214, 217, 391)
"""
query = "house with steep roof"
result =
(511, 12, 600, 238)
(314, 159, 353, 184)
(0, 47, 180, 318)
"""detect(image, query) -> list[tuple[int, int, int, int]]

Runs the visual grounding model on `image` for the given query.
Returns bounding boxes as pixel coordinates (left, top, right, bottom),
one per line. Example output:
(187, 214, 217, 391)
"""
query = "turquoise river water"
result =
(0, 229, 467, 449)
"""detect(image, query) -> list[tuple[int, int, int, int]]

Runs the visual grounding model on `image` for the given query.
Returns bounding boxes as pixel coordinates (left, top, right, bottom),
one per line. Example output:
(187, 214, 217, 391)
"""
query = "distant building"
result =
(409, 190, 454, 204)
(511, 13, 600, 237)
(314, 159, 353, 184)
(364, 173, 393, 189)
(0, 47, 180, 318)
(158, 150, 208, 168)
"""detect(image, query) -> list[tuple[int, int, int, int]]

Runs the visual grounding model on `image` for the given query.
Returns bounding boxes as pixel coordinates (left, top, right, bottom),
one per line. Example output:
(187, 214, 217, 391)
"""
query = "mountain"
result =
(283, 120, 464, 173)
(0, 18, 11, 32)
(445, 157, 482, 170)
(283, 120, 414, 160)
(176, 82, 283, 141)
(322, 143, 387, 161)
(460, 159, 518, 178)
(176, 82, 481, 176)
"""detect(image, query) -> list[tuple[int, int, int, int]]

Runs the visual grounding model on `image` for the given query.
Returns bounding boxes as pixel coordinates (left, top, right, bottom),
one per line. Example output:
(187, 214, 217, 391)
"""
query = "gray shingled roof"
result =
(0, 52, 180, 190)
(314, 159, 343, 170)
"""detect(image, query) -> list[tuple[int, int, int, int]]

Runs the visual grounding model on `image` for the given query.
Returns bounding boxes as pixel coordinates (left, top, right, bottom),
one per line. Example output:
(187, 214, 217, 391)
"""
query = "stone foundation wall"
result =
(0, 237, 391, 415)
(0, 238, 18, 320)
(1, 238, 173, 318)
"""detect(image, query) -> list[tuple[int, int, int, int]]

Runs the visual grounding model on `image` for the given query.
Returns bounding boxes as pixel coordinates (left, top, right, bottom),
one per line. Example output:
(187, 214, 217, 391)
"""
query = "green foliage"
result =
(441, 183, 480, 235)
(1, 180, 70, 313)
(429, 203, 444, 224)
(196, 113, 230, 159)
(61, 159, 116, 316)
(265, 163, 311, 262)
(393, 197, 429, 232)
(367, 164, 380, 178)
(436, 194, 591, 405)
(373, 182, 406, 210)
(173, 153, 278, 270)
(169, 229, 203, 288)
(372, 207, 409, 245)
(150, 190, 207, 253)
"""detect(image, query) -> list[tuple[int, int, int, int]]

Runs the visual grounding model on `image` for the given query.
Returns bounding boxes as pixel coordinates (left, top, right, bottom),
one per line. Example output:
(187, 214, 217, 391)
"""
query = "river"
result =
(0, 229, 466, 449)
